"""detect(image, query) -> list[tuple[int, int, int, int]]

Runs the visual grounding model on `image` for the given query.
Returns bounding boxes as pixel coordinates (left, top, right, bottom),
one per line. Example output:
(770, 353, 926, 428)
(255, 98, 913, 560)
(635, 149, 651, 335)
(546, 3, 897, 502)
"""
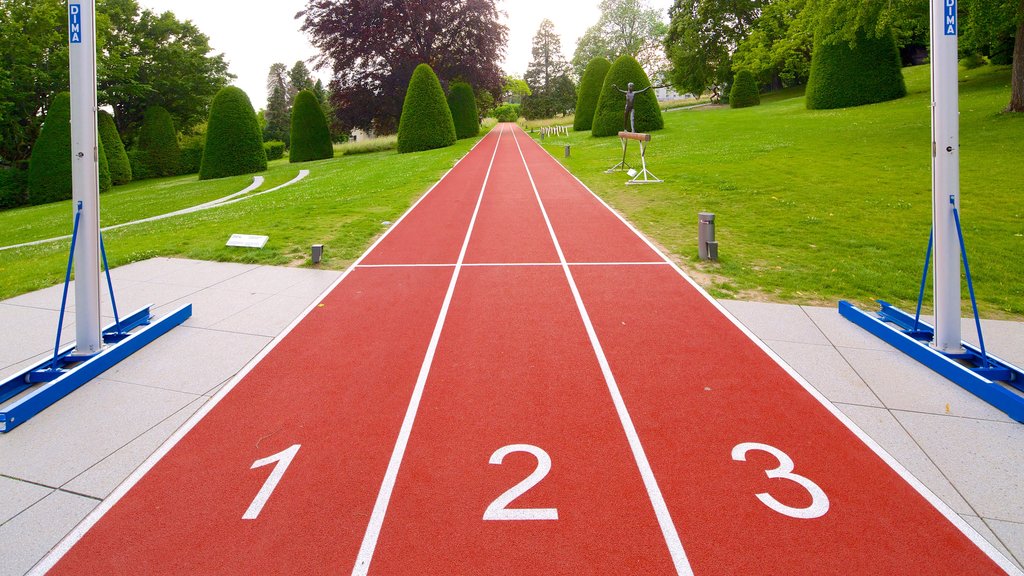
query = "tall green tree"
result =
(522, 19, 576, 119)
(502, 76, 532, 104)
(289, 61, 314, 93)
(264, 63, 291, 145)
(664, 0, 768, 97)
(961, 0, 1024, 111)
(732, 0, 815, 89)
(571, 0, 668, 82)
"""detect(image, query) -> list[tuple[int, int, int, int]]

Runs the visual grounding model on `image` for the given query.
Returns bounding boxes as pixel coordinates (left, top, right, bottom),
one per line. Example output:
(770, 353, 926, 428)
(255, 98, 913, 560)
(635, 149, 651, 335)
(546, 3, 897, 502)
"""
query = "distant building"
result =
(655, 86, 691, 101)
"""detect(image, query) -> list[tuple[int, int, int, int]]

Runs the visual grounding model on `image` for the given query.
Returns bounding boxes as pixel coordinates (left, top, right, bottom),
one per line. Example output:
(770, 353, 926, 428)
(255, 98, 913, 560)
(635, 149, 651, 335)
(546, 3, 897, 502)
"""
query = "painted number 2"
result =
(243, 444, 300, 520)
(731, 442, 829, 519)
(483, 444, 558, 521)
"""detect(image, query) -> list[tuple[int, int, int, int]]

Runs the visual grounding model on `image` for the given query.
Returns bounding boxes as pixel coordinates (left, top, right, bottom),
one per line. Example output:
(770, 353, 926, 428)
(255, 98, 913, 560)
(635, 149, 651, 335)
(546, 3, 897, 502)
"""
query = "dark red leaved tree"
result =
(298, 0, 508, 133)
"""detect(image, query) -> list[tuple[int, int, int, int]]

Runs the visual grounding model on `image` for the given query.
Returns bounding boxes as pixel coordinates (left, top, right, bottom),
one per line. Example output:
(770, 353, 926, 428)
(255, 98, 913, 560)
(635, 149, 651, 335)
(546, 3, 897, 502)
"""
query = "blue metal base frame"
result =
(839, 300, 1024, 423)
(0, 304, 192, 432)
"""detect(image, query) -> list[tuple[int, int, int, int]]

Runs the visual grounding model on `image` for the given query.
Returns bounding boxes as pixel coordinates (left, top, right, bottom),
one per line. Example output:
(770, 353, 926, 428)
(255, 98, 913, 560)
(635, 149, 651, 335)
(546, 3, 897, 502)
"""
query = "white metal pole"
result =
(69, 0, 103, 355)
(931, 0, 962, 353)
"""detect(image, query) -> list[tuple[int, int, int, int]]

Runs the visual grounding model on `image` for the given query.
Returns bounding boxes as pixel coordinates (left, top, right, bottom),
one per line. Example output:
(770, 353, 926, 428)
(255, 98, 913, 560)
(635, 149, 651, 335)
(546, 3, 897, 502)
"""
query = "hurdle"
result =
(606, 131, 662, 184)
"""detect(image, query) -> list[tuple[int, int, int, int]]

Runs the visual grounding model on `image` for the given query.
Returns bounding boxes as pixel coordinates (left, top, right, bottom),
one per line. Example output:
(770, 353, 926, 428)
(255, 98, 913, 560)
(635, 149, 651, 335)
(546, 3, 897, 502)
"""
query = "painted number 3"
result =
(731, 442, 829, 520)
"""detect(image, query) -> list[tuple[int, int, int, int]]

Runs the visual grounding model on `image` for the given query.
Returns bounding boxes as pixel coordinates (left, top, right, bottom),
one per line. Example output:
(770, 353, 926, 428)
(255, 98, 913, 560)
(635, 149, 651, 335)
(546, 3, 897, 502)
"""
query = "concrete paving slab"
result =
(764, 340, 884, 407)
(0, 477, 52, 525)
(839, 346, 1015, 422)
(147, 259, 257, 288)
(0, 490, 97, 576)
(961, 317, 1024, 368)
(1, 284, 68, 313)
(894, 410, 1024, 524)
(0, 304, 74, 368)
(719, 300, 830, 345)
(105, 257, 198, 284)
(803, 305, 896, 351)
(154, 286, 272, 330)
(962, 515, 1024, 571)
(211, 293, 316, 337)
(0, 379, 198, 487)
(99, 325, 271, 396)
(63, 397, 206, 499)
(281, 268, 342, 299)
(94, 278, 199, 315)
(835, 403, 973, 515)
(214, 265, 332, 296)
(987, 518, 1024, 571)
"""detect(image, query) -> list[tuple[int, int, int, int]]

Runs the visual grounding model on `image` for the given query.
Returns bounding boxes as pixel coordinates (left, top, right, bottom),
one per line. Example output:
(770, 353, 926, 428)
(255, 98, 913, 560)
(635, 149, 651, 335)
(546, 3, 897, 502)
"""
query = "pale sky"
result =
(135, 0, 674, 110)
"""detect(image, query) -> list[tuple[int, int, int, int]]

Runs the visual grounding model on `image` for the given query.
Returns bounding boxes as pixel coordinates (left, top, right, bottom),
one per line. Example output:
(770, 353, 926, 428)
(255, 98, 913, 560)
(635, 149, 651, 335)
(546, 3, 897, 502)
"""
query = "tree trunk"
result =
(1008, 12, 1024, 112)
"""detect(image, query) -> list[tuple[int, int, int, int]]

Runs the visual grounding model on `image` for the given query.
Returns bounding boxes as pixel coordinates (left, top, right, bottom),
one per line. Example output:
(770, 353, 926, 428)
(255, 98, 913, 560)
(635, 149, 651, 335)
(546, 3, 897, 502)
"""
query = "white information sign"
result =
(226, 234, 269, 248)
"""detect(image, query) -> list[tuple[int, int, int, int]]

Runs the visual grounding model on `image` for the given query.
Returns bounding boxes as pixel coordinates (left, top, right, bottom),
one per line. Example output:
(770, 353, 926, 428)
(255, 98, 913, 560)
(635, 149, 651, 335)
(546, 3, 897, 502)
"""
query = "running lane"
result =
(512, 124, 1013, 575)
(45, 127, 504, 574)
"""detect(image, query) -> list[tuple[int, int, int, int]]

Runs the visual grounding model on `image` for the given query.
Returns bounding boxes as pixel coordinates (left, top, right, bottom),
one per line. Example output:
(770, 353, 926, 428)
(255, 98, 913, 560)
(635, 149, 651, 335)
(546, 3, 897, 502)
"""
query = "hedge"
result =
(397, 64, 457, 153)
(447, 82, 479, 139)
(289, 89, 333, 162)
(492, 103, 520, 122)
(592, 55, 663, 137)
(27, 92, 74, 204)
(0, 168, 28, 209)
(136, 106, 181, 178)
(178, 133, 204, 175)
(98, 110, 131, 184)
(200, 86, 267, 180)
(98, 137, 111, 193)
(573, 57, 611, 131)
(805, 29, 906, 110)
(264, 141, 286, 161)
(729, 70, 761, 108)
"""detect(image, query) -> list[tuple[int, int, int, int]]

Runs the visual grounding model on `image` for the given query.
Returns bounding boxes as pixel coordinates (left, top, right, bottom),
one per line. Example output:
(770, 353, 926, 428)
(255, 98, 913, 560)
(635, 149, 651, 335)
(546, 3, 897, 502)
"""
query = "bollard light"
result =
(312, 244, 324, 264)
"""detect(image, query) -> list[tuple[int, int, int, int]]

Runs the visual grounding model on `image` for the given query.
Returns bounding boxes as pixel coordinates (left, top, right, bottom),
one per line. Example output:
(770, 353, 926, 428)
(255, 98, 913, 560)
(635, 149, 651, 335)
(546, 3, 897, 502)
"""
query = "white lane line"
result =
(523, 131, 1024, 576)
(351, 125, 505, 576)
(28, 128, 503, 576)
(356, 261, 670, 269)
(510, 126, 694, 575)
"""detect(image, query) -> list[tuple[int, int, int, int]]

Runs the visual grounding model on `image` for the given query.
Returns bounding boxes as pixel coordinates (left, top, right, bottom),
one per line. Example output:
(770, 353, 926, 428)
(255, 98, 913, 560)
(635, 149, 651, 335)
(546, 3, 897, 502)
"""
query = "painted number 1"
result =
(731, 442, 829, 519)
(483, 444, 558, 521)
(243, 444, 300, 520)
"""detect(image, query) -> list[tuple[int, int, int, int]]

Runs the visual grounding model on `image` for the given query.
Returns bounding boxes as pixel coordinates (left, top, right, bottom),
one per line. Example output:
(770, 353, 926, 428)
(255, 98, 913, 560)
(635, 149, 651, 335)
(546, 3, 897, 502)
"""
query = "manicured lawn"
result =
(0, 136, 485, 300)
(535, 64, 1024, 319)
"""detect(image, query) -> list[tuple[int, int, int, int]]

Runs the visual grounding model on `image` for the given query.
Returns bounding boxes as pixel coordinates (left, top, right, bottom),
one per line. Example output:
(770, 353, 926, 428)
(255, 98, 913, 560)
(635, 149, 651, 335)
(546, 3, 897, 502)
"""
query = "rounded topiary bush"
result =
(98, 110, 131, 184)
(492, 103, 520, 122)
(447, 82, 479, 139)
(289, 89, 333, 163)
(574, 57, 611, 131)
(592, 55, 663, 137)
(264, 141, 286, 161)
(805, 29, 906, 110)
(136, 106, 181, 178)
(729, 70, 761, 108)
(98, 137, 111, 193)
(397, 64, 457, 153)
(28, 92, 74, 204)
(200, 86, 267, 180)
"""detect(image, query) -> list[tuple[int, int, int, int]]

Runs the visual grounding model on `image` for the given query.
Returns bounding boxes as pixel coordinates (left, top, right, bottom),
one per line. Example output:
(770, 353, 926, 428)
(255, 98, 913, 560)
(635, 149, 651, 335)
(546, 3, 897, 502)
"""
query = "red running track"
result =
(40, 124, 1017, 575)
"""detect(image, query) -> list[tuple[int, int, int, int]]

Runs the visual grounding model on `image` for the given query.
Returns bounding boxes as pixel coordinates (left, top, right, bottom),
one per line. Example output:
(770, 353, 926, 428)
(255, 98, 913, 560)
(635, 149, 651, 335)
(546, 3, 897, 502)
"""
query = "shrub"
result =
(200, 86, 267, 180)
(136, 106, 181, 178)
(592, 55, 663, 137)
(98, 137, 111, 193)
(729, 70, 761, 108)
(492, 103, 521, 122)
(264, 141, 286, 160)
(447, 82, 480, 139)
(805, 29, 906, 110)
(574, 57, 611, 131)
(960, 53, 987, 69)
(28, 92, 73, 204)
(397, 64, 457, 153)
(289, 89, 334, 162)
(178, 133, 205, 175)
(98, 110, 131, 184)
(127, 149, 152, 181)
(0, 168, 28, 209)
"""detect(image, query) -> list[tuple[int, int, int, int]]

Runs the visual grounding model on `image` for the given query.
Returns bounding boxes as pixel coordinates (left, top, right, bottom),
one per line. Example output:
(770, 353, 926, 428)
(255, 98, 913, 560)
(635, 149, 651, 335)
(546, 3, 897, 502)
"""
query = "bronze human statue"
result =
(612, 82, 652, 133)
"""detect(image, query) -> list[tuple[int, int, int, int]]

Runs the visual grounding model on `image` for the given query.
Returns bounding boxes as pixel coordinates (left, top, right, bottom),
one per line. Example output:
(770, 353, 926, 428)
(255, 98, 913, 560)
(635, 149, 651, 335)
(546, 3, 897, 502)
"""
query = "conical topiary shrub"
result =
(729, 70, 761, 108)
(98, 110, 131, 184)
(28, 92, 73, 204)
(289, 89, 333, 163)
(200, 86, 268, 180)
(592, 55, 663, 137)
(574, 57, 611, 131)
(98, 137, 111, 193)
(447, 81, 479, 139)
(136, 105, 181, 178)
(805, 29, 906, 110)
(397, 64, 457, 153)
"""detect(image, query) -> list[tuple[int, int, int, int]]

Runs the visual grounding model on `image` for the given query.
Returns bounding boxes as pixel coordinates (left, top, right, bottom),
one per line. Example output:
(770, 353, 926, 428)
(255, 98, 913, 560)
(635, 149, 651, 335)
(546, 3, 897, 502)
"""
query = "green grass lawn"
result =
(0, 136, 484, 299)
(535, 64, 1023, 319)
